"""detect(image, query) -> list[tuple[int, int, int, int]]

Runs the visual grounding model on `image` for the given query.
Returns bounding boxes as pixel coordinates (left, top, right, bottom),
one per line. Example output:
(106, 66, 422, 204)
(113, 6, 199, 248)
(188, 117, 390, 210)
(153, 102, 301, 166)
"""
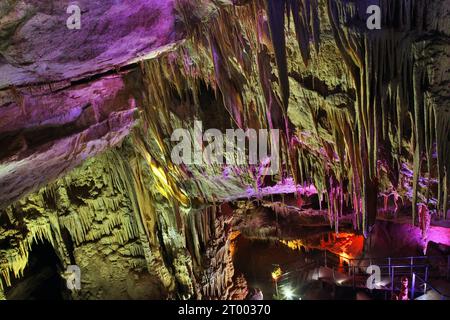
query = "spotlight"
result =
(282, 286, 295, 300)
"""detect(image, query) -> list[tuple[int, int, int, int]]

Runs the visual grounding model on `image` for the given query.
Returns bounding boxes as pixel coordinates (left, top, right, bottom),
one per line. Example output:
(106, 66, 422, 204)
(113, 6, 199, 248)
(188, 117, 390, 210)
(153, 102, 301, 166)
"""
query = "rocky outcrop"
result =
(0, 0, 180, 88)
(0, 0, 186, 208)
(0, 71, 140, 206)
(0, 138, 247, 299)
(194, 206, 248, 299)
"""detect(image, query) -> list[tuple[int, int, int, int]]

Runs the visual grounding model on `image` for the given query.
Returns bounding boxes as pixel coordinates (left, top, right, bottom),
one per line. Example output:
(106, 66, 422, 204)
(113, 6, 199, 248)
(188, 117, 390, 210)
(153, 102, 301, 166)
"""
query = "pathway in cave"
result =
(232, 235, 332, 300)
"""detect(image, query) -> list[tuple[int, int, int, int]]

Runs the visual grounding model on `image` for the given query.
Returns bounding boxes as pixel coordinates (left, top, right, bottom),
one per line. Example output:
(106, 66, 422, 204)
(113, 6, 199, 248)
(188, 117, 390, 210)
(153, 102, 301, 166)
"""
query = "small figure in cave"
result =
(61, 265, 81, 292)
(382, 188, 403, 216)
(392, 190, 402, 215)
(296, 195, 304, 209)
(392, 277, 409, 300)
(418, 203, 431, 240)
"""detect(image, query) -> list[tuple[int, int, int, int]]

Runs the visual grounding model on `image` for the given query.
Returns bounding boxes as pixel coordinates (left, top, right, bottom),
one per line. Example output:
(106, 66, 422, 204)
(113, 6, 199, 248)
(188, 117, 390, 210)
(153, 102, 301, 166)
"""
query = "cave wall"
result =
(0, 70, 139, 206)
(0, 138, 247, 299)
(0, 0, 186, 207)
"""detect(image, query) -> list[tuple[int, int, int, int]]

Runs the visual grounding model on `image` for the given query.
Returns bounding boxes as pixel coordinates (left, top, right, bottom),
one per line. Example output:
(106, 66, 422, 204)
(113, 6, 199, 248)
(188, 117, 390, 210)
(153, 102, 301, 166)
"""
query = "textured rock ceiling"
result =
(0, 0, 449, 300)
(0, 0, 179, 87)
(0, 0, 182, 205)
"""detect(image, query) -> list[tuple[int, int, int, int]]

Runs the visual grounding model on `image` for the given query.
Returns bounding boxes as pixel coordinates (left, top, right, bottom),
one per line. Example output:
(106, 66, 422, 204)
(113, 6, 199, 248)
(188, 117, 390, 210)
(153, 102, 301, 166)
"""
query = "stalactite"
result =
(264, 0, 321, 108)
(105, 149, 161, 274)
(435, 107, 450, 219)
(0, 216, 62, 289)
(321, 0, 448, 236)
(0, 285, 5, 300)
(265, 0, 290, 109)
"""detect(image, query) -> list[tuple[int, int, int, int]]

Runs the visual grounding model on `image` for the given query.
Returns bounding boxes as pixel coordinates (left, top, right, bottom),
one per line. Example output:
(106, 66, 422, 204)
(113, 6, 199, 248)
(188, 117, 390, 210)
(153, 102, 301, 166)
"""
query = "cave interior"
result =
(0, 0, 449, 300)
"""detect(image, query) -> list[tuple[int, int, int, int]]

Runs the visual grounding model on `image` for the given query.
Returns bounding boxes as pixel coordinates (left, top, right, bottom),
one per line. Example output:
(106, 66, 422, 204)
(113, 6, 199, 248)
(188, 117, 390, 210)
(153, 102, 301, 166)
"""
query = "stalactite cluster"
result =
(325, 0, 450, 234)
(0, 155, 147, 293)
(131, 0, 449, 237)
(0, 130, 247, 299)
(214, 0, 450, 236)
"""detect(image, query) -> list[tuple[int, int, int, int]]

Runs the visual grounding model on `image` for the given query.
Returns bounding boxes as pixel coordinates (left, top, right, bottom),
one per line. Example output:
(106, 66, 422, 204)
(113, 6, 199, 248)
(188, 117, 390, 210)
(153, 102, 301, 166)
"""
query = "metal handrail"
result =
(313, 251, 449, 298)
(278, 261, 318, 280)
(412, 273, 450, 300)
(342, 264, 431, 291)
(347, 264, 429, 278)
(349, 255, 441, 262)
(322, 251, 449, 276)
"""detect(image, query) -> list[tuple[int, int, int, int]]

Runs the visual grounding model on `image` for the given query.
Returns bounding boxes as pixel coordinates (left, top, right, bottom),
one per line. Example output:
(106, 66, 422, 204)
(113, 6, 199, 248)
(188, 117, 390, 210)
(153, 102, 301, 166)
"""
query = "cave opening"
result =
(5, 240, 70, 300)
(61, 227, 76, 265)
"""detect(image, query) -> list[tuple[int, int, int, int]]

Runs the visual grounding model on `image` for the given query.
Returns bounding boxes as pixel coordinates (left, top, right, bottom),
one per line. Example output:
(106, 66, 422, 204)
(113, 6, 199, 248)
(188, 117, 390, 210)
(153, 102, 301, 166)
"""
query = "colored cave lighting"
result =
(272, 266, 283, 281)
(279, 239, 307, 251)
(228, 231, 241, 258)
(281, 286, 295, 300)
(279, 232, 365, 262)
(0, 0, 449, 303)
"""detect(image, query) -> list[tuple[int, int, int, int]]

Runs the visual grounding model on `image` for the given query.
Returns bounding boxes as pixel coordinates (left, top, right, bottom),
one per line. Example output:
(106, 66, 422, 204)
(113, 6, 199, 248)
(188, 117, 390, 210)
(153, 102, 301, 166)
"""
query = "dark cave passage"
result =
(232, 235, 332, 300)
(233, 236, 303, 299)
(6, 240, 69, 300)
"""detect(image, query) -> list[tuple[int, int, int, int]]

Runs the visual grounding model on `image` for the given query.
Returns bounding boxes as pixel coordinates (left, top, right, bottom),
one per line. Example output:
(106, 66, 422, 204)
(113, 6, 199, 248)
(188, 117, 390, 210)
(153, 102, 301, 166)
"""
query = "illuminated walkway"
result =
(276, 252, 450, 300)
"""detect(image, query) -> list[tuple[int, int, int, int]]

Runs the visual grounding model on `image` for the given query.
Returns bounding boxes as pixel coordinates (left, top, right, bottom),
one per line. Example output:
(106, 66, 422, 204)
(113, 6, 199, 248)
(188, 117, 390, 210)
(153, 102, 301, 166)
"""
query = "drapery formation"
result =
(263, 0, 449, 235)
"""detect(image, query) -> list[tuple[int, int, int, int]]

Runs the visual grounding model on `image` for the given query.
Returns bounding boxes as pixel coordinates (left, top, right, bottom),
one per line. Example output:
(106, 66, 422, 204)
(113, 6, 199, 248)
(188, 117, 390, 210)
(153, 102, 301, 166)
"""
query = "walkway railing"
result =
(271, 251, 450, 300)
(321, 252, 450, 294)
(411, 273, 450, 300)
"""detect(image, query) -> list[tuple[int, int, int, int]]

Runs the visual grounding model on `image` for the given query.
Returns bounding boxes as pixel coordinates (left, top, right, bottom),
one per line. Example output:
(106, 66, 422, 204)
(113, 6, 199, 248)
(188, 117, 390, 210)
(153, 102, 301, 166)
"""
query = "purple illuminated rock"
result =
(0, 0, 180, 88)
(0, 0, 183, 206)
(0, 72, 140, 206)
